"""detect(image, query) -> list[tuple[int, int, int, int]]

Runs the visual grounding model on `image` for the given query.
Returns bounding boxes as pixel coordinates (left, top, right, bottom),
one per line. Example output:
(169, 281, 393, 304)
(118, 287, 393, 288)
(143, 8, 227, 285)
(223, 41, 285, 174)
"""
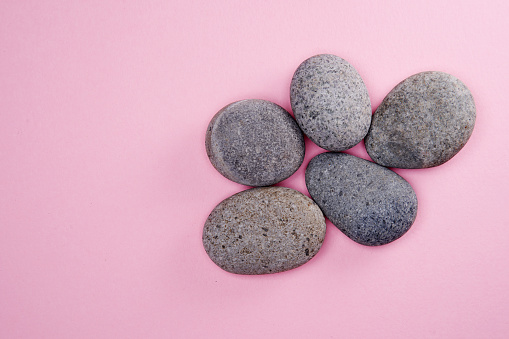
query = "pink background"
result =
(1, 1, 508, 338)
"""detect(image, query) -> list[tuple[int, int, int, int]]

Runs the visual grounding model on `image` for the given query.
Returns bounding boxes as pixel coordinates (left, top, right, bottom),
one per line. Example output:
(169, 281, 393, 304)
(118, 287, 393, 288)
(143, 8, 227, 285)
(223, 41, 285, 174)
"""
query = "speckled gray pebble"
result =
(305, 152, 417, 246)
(365, 71, 476, 168)
(290, 54, 372, 151)
(203, 187, 326, 275)
(206, 99, 305, 187)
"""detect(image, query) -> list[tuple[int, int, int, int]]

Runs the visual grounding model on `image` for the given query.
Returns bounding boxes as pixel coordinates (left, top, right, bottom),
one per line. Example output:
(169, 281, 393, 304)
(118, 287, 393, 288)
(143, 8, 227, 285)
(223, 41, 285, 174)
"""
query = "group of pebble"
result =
(203, 54, 476, 275)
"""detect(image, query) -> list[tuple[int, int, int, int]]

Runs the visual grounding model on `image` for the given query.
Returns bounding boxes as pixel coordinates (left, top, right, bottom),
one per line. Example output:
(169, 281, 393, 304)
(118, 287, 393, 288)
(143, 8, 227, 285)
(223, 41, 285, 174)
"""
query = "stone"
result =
(365, 71, 476, 168)
(202, 186, 326, 274)
(290, 54, 372, 151)
(206, 99, 305, 187)
(305, 152, 417, 246)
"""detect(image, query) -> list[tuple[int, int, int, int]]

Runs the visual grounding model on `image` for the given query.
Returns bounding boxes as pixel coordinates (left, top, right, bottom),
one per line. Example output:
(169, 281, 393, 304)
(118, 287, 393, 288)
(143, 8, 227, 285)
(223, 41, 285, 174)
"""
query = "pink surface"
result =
(1, 1, 508, 338)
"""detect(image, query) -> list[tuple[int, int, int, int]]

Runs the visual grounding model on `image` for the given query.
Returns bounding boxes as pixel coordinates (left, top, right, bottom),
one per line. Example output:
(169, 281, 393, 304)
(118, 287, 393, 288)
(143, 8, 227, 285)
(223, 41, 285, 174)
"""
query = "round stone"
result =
(305, 152, 418, 246)
(365, 71, 476, 168)
(203, 186, 326, 275)
(290, 54, 372, 151)
(206, 99, 305, 187)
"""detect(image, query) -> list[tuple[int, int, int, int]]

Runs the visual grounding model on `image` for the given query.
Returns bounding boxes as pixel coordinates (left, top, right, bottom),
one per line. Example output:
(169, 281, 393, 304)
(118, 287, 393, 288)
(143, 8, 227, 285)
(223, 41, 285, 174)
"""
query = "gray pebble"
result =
(203, 186, 326, 275)
(365, 71, 476, 168)
(305, 152, 417, 246)
(290, 54, 372, 151)
(206, 99, 305, 186)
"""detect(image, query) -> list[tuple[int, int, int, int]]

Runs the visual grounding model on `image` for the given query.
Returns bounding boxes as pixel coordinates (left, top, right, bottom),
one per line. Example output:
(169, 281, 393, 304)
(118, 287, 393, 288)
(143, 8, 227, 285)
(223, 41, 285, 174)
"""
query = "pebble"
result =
(305, 152, 418, 246)
(365, 71, 476, 168)
(206, 99, 305, 186)
(202, 186, 326, 274)
(290, 54, 372, 151)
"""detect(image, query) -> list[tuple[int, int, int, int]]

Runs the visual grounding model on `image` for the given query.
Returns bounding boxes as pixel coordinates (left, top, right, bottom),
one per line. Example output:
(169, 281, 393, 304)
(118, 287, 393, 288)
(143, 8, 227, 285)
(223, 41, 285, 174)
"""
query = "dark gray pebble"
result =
(305, 152, 417, 246)
(290, 54, 372, 151)
(203, 186, 326, 274)
(206, 99, 305, 186)
(365, 71, 476, 168)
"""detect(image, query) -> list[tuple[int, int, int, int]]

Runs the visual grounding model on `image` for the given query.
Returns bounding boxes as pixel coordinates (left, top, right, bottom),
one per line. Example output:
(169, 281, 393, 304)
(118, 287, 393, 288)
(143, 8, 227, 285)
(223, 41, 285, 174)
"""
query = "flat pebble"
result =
(290, 54, 372, 151)
(365, 71, 476, 168)
(205, 99, 305, 187)
(306, 152, 417, 246)
(203, 186, 326, 275)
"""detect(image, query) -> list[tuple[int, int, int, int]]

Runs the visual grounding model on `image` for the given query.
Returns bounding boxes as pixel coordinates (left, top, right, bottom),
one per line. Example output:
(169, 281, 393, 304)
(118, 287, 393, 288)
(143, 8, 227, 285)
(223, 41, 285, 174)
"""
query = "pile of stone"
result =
(203, 54, 476, 275)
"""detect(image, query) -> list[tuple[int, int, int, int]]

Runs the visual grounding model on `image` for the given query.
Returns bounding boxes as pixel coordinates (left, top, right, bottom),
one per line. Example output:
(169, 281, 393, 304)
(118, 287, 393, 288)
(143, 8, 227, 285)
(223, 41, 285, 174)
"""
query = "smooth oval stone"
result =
(365, 71, 476, 168)
(305, 152, 417, 246)
(290, 54, 372, 151)
(206, 99, 305, 187)
(203, 186, 326, 275)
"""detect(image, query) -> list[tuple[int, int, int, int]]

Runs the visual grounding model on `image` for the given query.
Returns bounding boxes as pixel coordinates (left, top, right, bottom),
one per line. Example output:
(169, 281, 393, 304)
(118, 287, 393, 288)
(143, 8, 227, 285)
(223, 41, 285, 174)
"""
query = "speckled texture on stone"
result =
(365, 71, 476, 168)
(305, 152, 417, 246)
(206, 99, 305, 187)
(202, 187, 326, 275)
(290, 54, 372, 151)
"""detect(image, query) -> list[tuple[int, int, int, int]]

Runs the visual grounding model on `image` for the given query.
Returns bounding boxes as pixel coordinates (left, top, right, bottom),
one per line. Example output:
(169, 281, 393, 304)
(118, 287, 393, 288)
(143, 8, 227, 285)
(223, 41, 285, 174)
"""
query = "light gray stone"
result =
(206, 99, 305, 187)
(305, 152, 417, 246)
(290, 54, 372, 151)
(365, 71, 476, 168)
(203, 186, 326, 275)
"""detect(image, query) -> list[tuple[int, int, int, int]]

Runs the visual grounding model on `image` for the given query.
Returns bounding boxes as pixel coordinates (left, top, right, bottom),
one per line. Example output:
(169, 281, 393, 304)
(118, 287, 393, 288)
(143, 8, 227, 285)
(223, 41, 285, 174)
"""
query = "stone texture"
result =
(305, 152, 417, 246)
(206, 99, 305, 187)
(365, 71, 476, 168)
(290, 54, 372, 151)
(203, 186, 326, 275)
